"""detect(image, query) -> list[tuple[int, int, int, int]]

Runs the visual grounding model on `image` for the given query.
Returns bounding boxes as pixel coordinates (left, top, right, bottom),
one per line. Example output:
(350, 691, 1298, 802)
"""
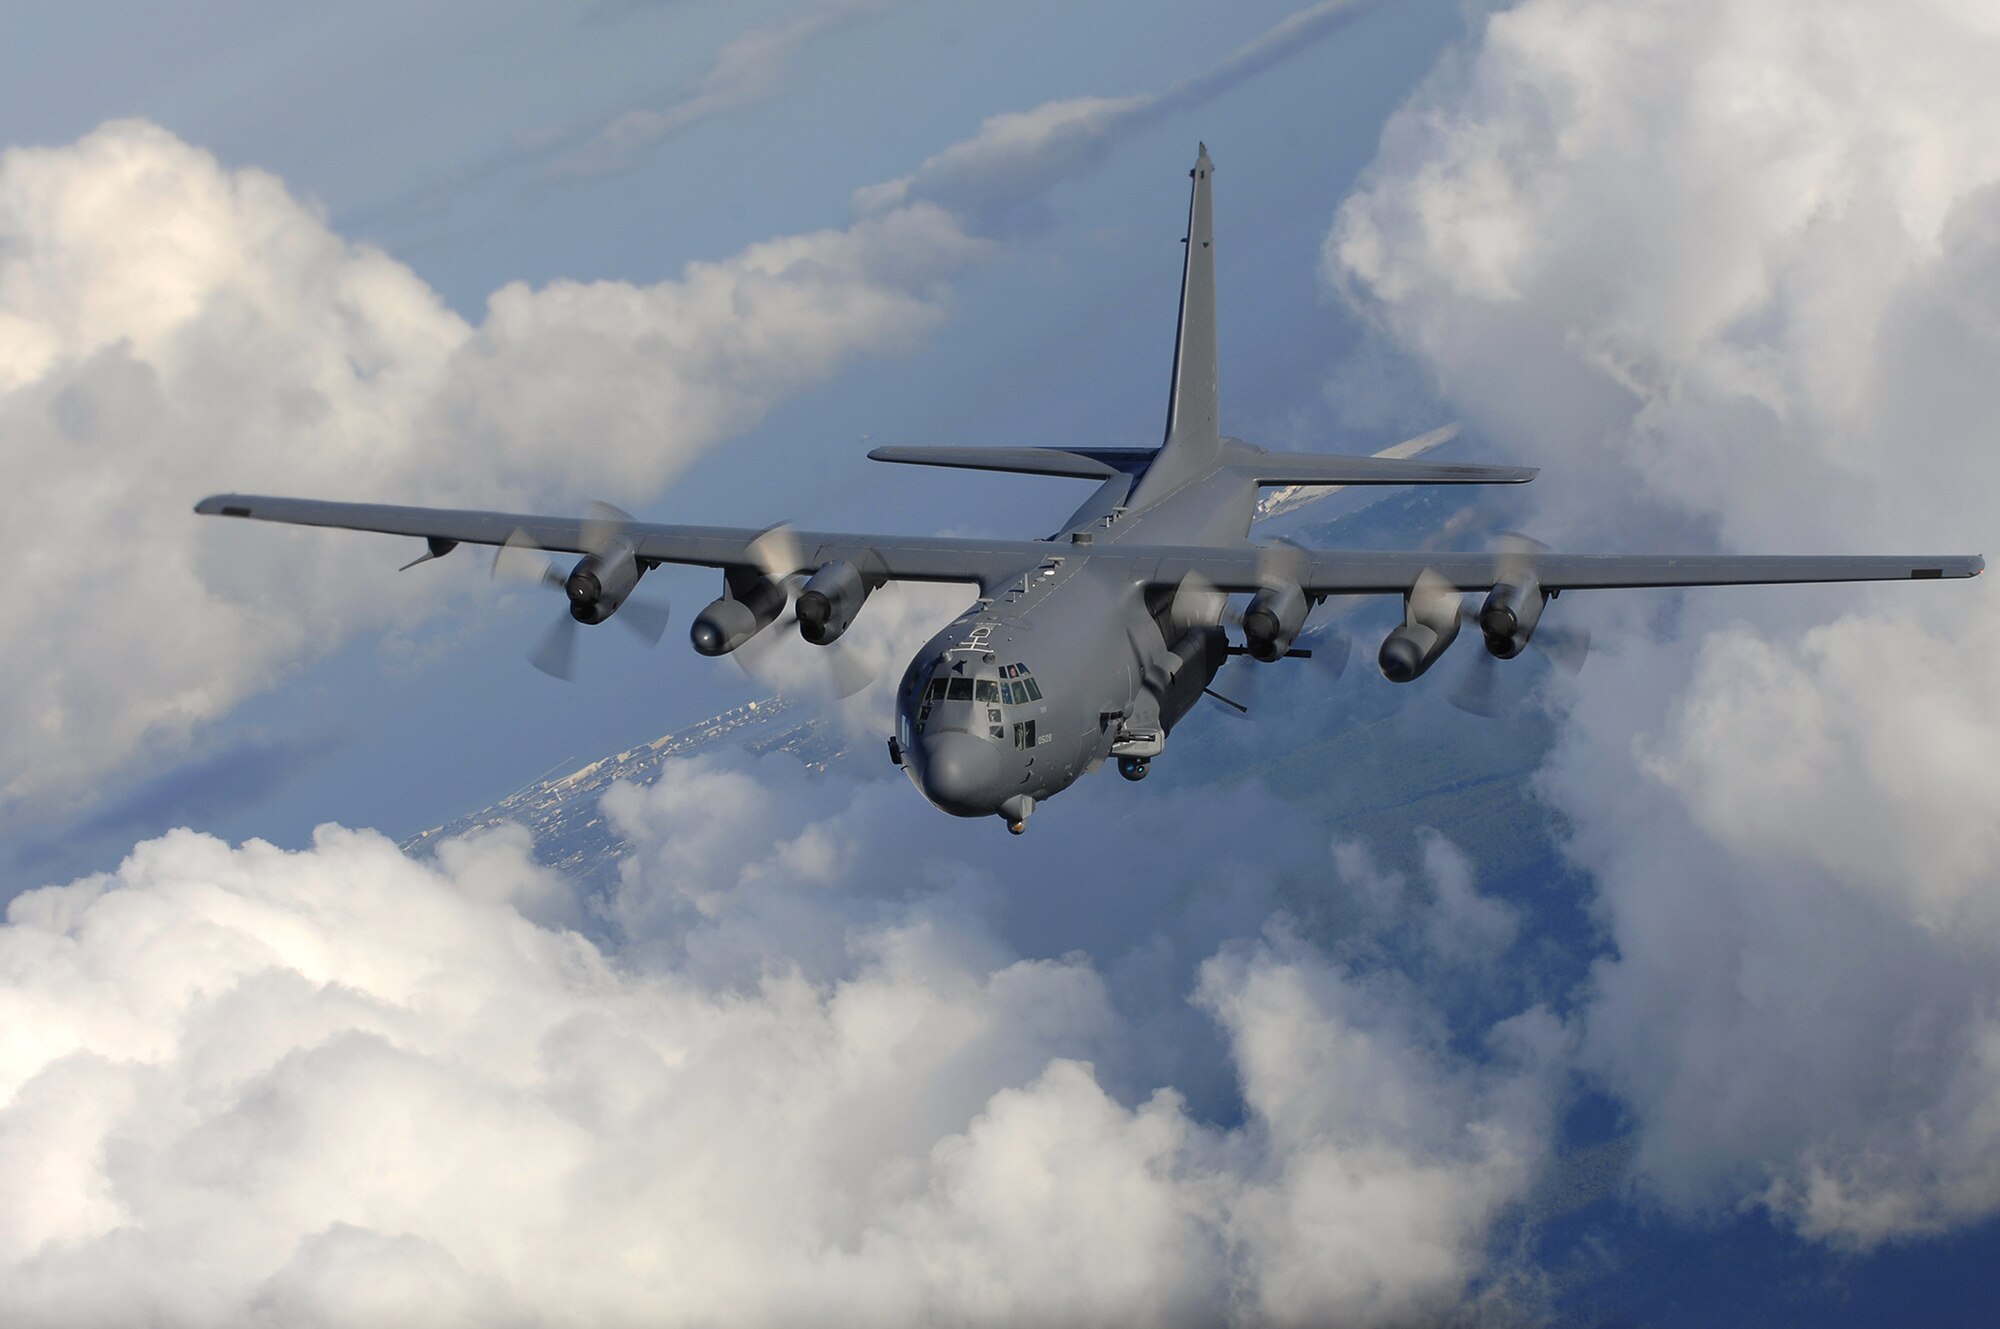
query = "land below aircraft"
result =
(199, 145, 1982, 833)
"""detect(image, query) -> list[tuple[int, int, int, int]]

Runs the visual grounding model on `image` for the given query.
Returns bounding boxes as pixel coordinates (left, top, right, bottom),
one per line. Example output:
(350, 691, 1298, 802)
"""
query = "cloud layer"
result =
(1331, 0, 2000, 1245)
(0, 120, 982, 813)
(0, 758, 1558, 1326)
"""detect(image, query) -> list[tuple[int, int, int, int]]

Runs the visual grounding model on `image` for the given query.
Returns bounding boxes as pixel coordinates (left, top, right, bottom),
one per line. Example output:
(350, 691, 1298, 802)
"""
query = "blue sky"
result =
(4, 0, 1466, 868)
(4, 1, 2000, 1324)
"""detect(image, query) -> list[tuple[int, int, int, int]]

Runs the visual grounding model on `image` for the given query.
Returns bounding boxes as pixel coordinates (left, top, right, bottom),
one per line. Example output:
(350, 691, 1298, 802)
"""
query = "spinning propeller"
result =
(729, 522, 881, 699)
(1447, 533, 1591, 717)
(1175, 556, 1355, 716)
(492, 501, 672, 680)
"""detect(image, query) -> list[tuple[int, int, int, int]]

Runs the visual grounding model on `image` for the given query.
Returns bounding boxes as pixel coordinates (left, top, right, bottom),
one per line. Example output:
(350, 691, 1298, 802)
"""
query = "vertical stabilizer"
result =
(1129, 144, 1221, 509)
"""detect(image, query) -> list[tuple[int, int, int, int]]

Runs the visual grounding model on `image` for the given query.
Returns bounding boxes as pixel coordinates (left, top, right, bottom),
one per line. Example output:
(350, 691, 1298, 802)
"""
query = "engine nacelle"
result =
(690, 570, 786, 656)
(564, 541, 641, 625)
(1478, 574, 1546, 659)
(1242, 581, 1308, 662)
(1379, 570, 1462, 682)
(795, 560, 871, 645)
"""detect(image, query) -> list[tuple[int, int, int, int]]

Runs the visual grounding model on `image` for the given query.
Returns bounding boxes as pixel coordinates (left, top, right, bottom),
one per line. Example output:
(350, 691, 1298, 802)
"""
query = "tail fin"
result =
(1128, 144, 1220, 509)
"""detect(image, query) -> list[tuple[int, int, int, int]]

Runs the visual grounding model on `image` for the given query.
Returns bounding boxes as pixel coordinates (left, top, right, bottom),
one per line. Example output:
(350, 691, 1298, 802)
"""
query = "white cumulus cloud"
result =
(0, 119, 984, 814)
(1331, 0, 2000, 1245)
(0, 758, 1561, 1326)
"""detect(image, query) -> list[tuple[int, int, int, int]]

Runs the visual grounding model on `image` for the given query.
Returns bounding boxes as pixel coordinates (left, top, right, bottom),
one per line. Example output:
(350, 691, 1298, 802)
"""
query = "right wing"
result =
(195, 494, 1048, 590)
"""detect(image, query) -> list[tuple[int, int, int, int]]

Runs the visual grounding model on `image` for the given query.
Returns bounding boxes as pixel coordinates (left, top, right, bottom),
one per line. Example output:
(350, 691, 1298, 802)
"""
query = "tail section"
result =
(1128, 144, 1220, 509)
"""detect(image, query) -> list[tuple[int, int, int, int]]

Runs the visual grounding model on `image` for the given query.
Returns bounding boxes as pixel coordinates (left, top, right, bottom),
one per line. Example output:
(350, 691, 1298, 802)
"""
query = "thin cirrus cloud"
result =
(1330, 0, 2000, 1245)
(856, 0, 1388, 226)
(556, 0, 918, 177)
(560, 0, 1386, 191)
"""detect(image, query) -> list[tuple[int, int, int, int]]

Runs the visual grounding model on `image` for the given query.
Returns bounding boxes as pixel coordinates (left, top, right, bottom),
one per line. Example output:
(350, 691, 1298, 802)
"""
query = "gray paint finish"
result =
(197, 146, 1983, 832)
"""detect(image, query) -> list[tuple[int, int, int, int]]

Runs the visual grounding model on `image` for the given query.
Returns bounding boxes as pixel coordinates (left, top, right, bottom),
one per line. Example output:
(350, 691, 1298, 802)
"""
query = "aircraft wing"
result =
(1129, 546, 1985, 593)
(195, 494, 1050, 589)
(196, 495, 1983, 596)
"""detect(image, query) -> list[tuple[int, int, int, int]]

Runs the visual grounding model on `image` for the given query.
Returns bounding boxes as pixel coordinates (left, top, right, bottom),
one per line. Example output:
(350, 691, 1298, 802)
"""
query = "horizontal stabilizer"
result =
(1257, 424, 1460, 521)
(867, 445, 1156, 480)
(1234, 448, 1535, 487)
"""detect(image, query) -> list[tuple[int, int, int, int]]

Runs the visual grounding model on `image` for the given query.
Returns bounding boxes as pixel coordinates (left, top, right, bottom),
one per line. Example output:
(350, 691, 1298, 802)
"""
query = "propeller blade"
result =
(580, 500, 635, 555)
(1448, 652, 1502, 718)
(1173, 569, 1236, 629)
(493, 531, 565, 589)
(732, 621, 880, 700)
(1219, 655, 1264, 711)
(1292, 615, 1353, 682)
(616, 594, 673, 646)
(1495, 530, 1549, 580)
(1488, 534, 1590, 675)
(823, 642, 880, 699)
(528, 614, 580, 681)
(1537, 623, 1592, 676)
(731, 616, 785, 685)
(746, 522, 806, 583)
(1315, 630, 1352, 682)
(1258, 536, 1311, 590)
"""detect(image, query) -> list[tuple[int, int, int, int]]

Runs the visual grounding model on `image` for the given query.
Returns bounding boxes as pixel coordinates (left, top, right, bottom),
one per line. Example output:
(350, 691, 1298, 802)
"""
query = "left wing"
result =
(195, 494, 1047, 590)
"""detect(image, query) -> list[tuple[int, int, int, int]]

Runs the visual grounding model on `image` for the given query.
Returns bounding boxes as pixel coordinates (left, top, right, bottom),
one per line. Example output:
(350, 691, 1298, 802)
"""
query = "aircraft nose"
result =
(918, 731, 1004, 816)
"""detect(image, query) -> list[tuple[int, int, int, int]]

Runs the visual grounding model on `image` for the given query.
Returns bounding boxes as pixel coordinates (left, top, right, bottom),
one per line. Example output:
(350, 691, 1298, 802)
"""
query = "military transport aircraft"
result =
(198, 145, 1981, 834)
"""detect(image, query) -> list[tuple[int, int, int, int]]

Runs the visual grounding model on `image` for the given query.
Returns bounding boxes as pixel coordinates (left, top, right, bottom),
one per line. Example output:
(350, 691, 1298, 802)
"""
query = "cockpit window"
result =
(927, 678, 947, 701)
(993, 663, 1042, 703)
(946, 677, 974, 702)
(975, 680, 999, 703)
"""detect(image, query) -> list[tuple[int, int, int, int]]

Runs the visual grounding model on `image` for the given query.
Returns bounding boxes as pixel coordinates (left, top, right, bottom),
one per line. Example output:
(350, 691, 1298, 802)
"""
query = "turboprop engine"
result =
(563, 541, 641, 625)
(1242, 581, 1308, 661)
(690, 569, 786, 656)
(1478, 574, 1546, 659)
(795, 560, 872, 645)
(1379, 569, 1462, 682)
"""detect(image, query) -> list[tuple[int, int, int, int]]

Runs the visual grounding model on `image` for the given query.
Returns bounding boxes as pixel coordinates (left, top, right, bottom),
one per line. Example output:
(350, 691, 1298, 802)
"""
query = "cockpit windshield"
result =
(913, 658, 1045, 738)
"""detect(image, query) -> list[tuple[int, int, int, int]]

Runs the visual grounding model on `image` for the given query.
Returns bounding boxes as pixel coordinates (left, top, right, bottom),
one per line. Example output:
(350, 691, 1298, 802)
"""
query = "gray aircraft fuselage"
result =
(897, 456, 1252, 821)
